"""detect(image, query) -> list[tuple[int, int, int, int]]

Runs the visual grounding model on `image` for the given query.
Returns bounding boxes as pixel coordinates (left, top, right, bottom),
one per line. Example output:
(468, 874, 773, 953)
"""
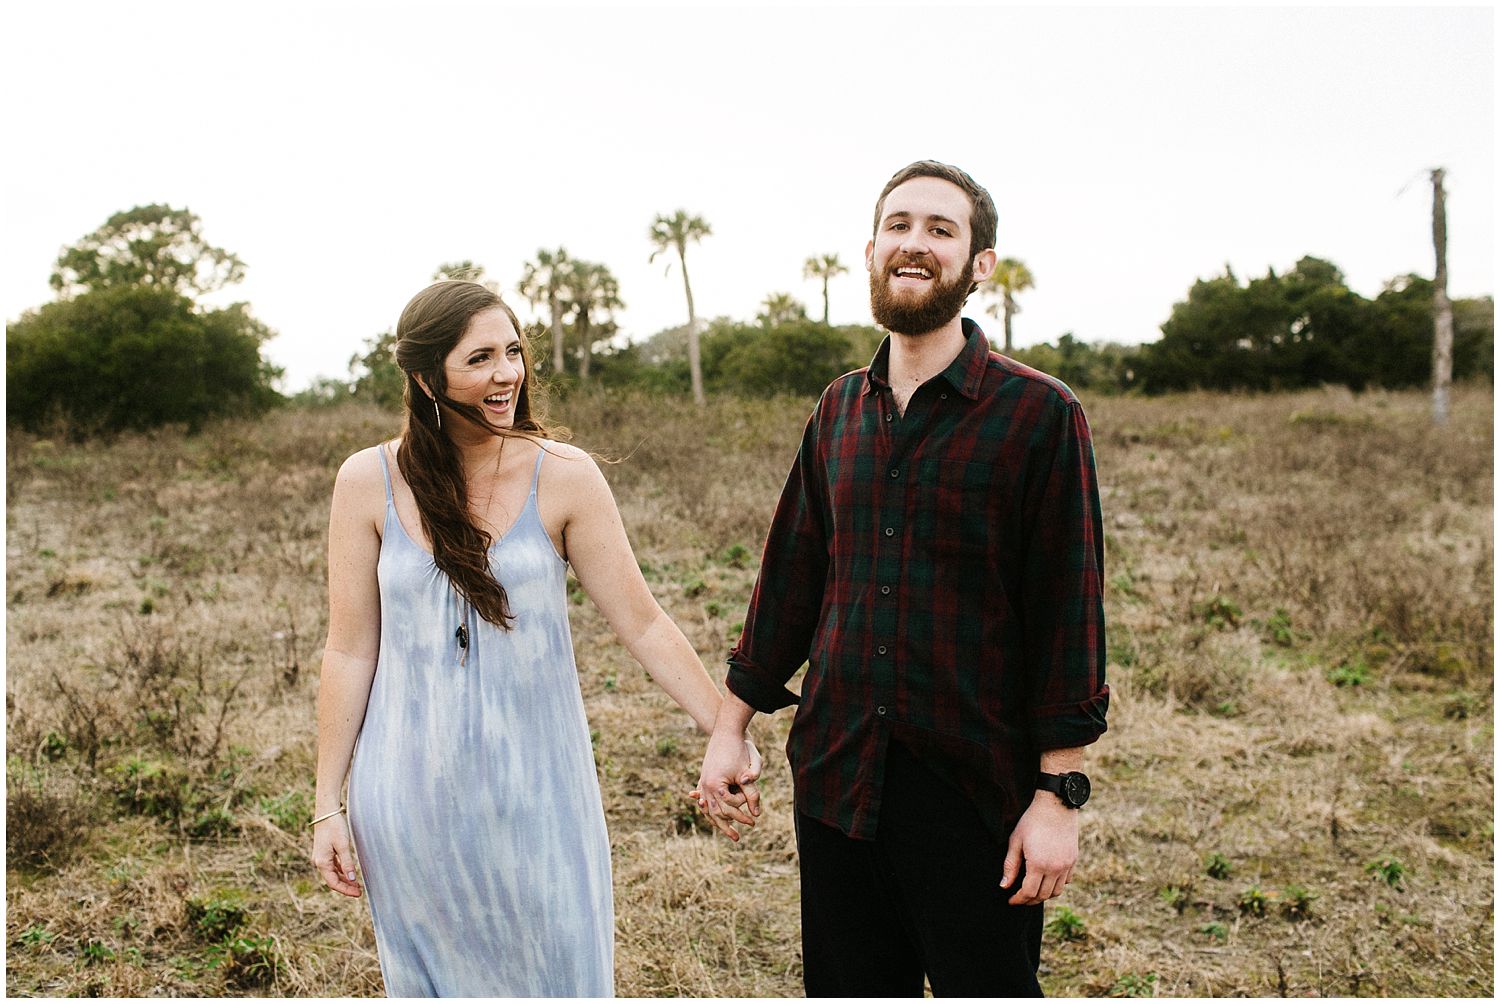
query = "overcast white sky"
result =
(3, 2, 1494, 392)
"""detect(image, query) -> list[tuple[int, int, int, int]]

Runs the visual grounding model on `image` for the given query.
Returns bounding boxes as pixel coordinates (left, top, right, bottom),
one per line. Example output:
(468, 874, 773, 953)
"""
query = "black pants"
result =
(795, 740, 1044, 997)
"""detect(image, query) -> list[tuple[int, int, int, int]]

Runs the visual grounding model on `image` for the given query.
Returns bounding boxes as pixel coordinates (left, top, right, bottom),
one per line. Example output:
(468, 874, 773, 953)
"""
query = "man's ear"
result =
(970, 248, 998, 286)
(864, 239, 875, 272)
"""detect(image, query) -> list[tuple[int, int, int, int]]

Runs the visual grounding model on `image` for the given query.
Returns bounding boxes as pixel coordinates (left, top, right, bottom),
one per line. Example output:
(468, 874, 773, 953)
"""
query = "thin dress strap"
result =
(377, 443, 395, 503)
(529, 443, 546, 497)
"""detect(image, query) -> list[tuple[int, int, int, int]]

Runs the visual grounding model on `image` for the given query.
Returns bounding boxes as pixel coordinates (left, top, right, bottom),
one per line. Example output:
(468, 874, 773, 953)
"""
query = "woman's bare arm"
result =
(312, 448, 385, 897)
(544, 445, 761, 838)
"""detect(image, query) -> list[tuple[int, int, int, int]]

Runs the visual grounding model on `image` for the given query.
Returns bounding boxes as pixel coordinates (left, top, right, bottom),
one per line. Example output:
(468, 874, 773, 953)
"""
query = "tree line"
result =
(7, 204, 1491, 435)
(1116, 256, 1491, 394)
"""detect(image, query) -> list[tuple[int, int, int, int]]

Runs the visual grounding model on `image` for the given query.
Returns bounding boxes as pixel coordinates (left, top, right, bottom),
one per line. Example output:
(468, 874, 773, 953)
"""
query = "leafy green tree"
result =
(560, 260, 623, 381)
(289, 377, 355, 409)
(1451, 295, 1494, 381)
(1130, 255, 1493, 393)
(803, 253, 848, 325)
(50, 204, 246, 299)
(757, 292, 808, 329)
(1008, 335, 1139, 393)
(981, 257, 1035, 353)
(649, 210, 712, 404)
(517, 248, 572, 376)
(713, 320, 852, 396)
(348, 330, 403, 407)
(1360, 278, 1492, 389)
(7, 285, 281, 433)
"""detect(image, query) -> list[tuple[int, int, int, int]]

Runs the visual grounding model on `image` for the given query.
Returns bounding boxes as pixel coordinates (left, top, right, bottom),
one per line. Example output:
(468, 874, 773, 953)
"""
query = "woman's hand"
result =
(312, 813, 362, 897)
(690, 734, 763, 841)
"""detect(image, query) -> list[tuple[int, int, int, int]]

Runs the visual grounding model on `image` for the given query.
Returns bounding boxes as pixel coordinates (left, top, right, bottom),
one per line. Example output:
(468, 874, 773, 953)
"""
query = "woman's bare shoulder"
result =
(536, 439, 601, 485)
(332, 443, 393, 506)
(537, 438, 589, 462)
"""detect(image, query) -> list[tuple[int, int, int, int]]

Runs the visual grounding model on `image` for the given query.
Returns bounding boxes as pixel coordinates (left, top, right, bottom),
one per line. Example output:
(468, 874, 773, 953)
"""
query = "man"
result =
(696, 160, 1108, 996)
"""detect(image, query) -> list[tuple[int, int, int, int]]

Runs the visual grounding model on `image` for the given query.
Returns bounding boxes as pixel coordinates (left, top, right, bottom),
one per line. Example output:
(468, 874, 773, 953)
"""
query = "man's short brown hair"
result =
(871, 160, 998, 260)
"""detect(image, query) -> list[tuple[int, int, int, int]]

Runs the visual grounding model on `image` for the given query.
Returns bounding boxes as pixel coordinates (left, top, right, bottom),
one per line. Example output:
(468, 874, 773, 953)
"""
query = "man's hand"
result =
(1000, 791, 1078, 905)
(690, 730, 762, 842)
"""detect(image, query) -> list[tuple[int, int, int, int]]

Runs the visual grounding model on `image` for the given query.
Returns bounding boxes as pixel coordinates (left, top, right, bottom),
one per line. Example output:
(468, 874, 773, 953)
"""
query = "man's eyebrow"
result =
(881, 209, 962, 227)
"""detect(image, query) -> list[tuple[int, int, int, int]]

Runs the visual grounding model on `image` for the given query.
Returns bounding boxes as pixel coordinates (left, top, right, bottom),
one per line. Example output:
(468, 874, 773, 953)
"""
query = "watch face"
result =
(1062, 772, 1091, 807)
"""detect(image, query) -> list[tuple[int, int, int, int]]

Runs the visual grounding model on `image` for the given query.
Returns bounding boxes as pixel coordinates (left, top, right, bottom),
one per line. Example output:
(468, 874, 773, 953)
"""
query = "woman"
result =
(311, 280, 759, 997)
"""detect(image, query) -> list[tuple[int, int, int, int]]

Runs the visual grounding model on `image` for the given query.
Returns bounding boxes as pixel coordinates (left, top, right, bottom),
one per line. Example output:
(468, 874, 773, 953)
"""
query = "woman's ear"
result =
(412, 373, 433, 400)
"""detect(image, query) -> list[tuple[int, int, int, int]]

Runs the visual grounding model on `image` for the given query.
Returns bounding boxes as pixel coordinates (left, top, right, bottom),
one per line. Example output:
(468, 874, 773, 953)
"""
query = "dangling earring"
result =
(433, 398, 442, 429)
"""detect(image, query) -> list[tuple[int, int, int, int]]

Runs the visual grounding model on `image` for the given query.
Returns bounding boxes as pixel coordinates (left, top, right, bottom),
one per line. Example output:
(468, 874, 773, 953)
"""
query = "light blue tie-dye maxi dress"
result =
(347, 443, 614, 997)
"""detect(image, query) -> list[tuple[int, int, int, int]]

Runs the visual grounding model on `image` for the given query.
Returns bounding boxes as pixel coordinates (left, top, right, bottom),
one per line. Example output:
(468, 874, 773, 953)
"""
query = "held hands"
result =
(312, 813, 362, 898)
(1000, 790, 1078, 905)
(689, 731, 763, 842)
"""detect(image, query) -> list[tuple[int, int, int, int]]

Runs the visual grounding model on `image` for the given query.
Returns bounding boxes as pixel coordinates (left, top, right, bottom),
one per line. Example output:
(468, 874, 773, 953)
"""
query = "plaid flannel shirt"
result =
(727, 318, 1109, 841)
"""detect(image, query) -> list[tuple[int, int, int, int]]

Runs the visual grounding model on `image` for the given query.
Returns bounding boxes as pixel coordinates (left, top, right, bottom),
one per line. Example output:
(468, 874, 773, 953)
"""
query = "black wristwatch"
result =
(1037, 771, 1091, 809)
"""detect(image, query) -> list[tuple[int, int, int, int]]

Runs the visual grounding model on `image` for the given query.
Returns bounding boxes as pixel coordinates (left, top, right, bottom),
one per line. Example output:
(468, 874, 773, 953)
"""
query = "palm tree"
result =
(982, 258, 1036, 354)
(649, 210, 712, 404)
(560, 260, 622, 382)
(802, 253, 848, 326)
(517, 247, 571, 376)
(758, 292, 808, 329)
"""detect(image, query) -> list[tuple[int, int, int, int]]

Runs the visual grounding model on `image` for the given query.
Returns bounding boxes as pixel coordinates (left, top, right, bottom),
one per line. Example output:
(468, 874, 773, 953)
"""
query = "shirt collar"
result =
(864, 317, 990, 400)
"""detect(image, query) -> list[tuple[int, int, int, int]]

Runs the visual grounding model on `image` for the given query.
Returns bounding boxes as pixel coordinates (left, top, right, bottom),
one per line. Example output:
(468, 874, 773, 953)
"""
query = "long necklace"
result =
(457, 436, 505, 668)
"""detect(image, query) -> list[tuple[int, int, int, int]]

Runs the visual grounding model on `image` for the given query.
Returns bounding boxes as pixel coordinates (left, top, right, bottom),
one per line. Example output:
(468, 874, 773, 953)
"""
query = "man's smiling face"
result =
(866, 176, 981, 336)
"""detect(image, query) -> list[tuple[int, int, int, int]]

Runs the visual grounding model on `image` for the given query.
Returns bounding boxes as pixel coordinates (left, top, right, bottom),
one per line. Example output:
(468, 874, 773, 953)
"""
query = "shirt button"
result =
(889, 468, 899, 478)
(941, 392, 948, 400)
(884, 527, 894, 537)
(877, 706, 887, 716)
(881, 585, 891, 595)
(877, 645, 888, 655)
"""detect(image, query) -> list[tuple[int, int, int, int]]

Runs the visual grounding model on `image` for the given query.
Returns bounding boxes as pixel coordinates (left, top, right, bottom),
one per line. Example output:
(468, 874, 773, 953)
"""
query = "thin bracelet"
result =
(309, 806, 345, 828)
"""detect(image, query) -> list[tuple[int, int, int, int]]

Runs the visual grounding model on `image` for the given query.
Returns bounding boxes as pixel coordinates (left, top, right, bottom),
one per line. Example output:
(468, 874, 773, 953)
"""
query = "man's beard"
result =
(869, 256, 974, 336)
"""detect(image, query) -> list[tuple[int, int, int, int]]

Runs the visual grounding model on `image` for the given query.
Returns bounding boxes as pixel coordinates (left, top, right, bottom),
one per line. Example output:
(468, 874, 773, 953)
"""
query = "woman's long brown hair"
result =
(393, 280, 549, 629)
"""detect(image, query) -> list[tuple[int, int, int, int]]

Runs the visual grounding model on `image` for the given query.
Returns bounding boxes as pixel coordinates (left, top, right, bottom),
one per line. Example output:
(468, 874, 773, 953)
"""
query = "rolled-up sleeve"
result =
(1020, 396, 1109, 750)
(726, 400, 831, 714)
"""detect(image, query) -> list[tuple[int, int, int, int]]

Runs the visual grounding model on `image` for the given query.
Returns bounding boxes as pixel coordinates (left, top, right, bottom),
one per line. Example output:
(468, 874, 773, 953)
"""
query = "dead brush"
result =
(57, 616, 250, 768)
(5, 386, 1492, 997)
(5, 759, 97, 872)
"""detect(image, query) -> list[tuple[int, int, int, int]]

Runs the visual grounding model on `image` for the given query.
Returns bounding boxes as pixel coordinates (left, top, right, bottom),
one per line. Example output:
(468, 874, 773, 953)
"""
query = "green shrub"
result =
(720, 543, 752, 568)
(258, 790, 312, 832)
(108, 756, 188, 821)
(1193, 595, 1242, 629)
(222, 934, 282, 989)
(1045, 906, 1087, 941)
(1108, 971, 1158, 997)
(1282, 883, 1317, 920)
(6, 285, 281, 435)
(187, 806, 237, 841)
(1157, 885, 1190, 914)
(186, 892, 248, 943)
(1237, 885, 1269, 916)
(1367, 856, 1407, 889)
(1327, 660, 1370, 687)
(1263, 608, 1295, 646)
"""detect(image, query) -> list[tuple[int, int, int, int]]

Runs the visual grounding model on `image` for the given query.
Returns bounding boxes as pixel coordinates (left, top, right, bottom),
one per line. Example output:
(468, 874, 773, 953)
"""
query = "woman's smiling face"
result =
(440, 306, 526, 428)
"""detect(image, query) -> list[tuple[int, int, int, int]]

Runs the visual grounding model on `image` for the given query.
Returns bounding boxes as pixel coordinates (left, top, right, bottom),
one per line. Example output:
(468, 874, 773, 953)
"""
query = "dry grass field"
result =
(5, 383, 1493, 997)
